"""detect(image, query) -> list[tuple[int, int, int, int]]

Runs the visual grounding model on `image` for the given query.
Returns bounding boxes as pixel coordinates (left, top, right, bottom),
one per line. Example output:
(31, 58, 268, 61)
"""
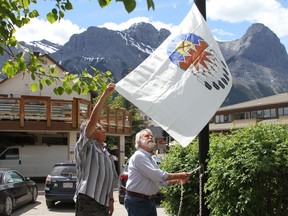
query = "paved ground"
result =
(11, 183, 168, 216)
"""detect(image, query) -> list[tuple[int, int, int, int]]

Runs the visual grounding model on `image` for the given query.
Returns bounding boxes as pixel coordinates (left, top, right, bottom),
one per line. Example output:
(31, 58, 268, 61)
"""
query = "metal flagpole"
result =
(195, 0, 210, 215)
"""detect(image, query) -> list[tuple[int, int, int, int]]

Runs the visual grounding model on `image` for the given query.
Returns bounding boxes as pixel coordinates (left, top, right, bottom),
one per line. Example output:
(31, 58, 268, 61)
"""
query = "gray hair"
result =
(135, 128, 153, 149)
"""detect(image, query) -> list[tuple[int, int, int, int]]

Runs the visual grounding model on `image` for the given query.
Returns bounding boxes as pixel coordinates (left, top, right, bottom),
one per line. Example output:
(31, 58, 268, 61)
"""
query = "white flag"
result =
(116, 4, 232, 147)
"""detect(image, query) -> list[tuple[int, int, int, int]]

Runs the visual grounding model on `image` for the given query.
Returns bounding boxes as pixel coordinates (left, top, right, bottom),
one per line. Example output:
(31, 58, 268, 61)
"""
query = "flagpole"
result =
(195, 0, 210, 215)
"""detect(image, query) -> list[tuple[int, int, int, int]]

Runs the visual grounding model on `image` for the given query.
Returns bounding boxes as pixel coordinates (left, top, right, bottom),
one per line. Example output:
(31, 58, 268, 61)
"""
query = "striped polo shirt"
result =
(74, 126, 117, 206)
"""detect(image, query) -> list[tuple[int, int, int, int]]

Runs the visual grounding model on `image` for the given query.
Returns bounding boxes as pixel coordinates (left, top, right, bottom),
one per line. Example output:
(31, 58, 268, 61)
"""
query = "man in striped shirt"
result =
(74, 83, 118, 216)
(124, 129, 191, 216)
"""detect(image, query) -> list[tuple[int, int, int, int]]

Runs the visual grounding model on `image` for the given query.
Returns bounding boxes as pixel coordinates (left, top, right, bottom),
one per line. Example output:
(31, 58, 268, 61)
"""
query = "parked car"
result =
(0, 168, 38, 216)
(44, 162, 76, 208)
(118, 158, 164, 205)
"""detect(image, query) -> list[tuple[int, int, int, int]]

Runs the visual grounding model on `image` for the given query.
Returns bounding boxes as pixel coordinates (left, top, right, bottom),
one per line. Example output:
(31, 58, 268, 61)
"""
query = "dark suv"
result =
(44, 162, 77, 208)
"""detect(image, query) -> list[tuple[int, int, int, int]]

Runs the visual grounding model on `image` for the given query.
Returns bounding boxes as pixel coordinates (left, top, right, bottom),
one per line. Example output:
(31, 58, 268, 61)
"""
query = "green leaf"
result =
(45, 79, 52, 86)
(116, 0, 136, 13)
(31, 73, 36, 80)
(20, 0, 30, 8)
(46, 12, 58, 23)
(53, 86, 65, 95)
(99, 0, 112, 8)
(52, 8, 58, 14)
(59, 11, 64, 18)
(30, 83, 38, 92)
(65, 2, 73, 10)
(29, 10, 40, 18)
(65, 88, 72, 95)
(146, 0, 155, 10)
(73, 77, 79, 83)
(9, 36, 17, 46)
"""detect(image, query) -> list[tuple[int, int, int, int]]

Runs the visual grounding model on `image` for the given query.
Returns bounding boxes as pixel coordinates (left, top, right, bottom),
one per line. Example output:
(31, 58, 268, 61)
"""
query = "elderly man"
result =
(124, 128, 190, 216)
(74, 83, 118, 216)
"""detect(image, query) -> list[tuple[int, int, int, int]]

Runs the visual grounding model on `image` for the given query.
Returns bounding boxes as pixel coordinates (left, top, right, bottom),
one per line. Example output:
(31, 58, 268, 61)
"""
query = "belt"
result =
(126, 190, 156, 200)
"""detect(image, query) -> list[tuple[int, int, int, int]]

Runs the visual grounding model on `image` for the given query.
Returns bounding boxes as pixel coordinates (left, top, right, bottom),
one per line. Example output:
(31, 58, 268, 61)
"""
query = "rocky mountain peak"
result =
(124, 22, 170, 49)
(238, 23, 288, 67)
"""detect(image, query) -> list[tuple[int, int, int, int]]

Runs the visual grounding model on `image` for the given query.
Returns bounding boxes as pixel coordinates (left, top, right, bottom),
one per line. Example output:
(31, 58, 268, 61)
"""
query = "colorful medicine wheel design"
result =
(167, 33, 230, 90)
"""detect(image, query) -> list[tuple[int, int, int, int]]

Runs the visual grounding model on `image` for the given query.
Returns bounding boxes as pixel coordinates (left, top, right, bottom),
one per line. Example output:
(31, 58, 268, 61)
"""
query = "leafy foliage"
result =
(207, 124, 288, 216)
(160, 141, 200, 216)
(0, 0, 155, 95)
(160, 124, 288, 216)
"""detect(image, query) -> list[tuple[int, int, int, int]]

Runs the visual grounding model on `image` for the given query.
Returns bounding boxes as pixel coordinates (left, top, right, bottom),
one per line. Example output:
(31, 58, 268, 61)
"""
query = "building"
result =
(210, 93, 288, 131)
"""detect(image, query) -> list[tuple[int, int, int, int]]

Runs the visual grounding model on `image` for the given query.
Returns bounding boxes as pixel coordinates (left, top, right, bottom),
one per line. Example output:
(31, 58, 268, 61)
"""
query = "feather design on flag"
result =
(168, 33, 230, 91)
(116, 4, 232, 147)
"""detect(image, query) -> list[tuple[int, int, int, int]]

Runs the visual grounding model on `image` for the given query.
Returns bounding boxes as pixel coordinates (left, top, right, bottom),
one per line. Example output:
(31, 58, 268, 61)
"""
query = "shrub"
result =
(206, 124, 288, 216)
(160, 124, 288, 216)
(160, 140, 200, 216)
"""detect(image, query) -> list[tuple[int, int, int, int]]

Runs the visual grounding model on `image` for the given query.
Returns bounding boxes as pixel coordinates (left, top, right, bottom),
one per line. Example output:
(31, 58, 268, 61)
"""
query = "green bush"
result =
(207, 124, 288, 216)
(160, 124, 288, 216)
(160, 140, 200, 216)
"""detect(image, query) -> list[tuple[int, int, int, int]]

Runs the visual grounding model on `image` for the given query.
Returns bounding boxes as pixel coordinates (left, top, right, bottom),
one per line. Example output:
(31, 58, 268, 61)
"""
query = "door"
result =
(0, 148, 22, 173)
(4, 171, 29, 207)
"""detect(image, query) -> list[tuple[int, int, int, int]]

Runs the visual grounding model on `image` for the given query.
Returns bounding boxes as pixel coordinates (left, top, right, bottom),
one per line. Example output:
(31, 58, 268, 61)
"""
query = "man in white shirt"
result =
(124, 129, 190, 216)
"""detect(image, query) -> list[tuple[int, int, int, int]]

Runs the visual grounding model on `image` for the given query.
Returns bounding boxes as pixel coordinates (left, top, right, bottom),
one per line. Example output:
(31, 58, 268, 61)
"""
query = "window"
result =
(234, 112, 245, 120)
(10, 171, 24, 183)
(4, 173, 14, 183)
(215, 115, 224, 123)
(245, 112, 250, 119)
(257, 110, 263, 118)
(264, 109, 271, 118)
(279, 108, 283, 116)
(284, 107, 288, 115)
(224, 114, 232, 122)
(0, 148, 19, 160)
(270, 109, 276, 118)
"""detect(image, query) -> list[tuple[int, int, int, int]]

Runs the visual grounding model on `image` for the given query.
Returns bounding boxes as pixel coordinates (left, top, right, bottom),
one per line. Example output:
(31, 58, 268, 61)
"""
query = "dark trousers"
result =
(76, 193, 108, 216)
(124, 194, 157, 216)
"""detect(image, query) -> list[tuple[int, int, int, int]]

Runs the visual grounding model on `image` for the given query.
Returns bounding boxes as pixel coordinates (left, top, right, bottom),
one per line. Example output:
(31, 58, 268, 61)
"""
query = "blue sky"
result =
(15, 0, 288, 51)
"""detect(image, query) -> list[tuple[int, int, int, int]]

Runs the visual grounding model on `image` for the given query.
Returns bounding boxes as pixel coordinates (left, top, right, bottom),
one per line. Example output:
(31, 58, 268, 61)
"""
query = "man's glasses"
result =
(96, 125, 104, 131)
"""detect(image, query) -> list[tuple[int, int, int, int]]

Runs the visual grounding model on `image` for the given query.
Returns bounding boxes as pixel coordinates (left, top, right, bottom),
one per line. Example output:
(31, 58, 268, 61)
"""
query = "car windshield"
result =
(51, 165, 76, 176)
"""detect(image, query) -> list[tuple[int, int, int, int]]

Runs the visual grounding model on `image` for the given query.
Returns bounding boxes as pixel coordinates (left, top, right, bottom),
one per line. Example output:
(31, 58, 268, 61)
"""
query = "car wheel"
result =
(46, 200, 55, 209)
(31, 187, 38, 203)
(1, 196, 13, 216)
(118, 195, 124, 205)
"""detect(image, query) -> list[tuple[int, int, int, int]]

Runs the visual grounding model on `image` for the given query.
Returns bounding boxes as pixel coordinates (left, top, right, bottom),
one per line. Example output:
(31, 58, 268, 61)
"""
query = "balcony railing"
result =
(0, 96, 132, 135)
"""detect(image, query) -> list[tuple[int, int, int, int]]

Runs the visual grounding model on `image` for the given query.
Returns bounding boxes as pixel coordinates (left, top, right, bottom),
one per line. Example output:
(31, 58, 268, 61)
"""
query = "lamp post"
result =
(195, 0, 210, 215)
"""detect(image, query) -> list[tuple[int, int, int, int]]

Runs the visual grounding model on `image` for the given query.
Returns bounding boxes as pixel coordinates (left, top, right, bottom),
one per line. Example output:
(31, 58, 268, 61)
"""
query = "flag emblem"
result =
(167, 33, 230, 90)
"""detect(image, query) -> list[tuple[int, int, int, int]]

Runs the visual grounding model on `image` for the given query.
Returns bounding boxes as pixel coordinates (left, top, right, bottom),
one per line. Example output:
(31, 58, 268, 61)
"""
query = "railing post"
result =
(46, 99, 51, 128)
(20, 96, 24, 127)
(72, 98, 77, 128)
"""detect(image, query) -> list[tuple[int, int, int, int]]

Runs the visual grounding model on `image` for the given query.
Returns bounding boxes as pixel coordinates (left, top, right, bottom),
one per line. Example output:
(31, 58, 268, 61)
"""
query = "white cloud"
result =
(15, 18, 86, 45)
(212, 28, 234, 37)
(100, 16, 177, 32)
(207, 0, 288, 38)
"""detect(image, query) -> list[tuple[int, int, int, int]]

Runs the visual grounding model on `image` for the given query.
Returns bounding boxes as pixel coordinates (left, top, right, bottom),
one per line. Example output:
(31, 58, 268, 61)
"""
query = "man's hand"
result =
(104, 83, 115, 96)
(108, 199, 114, 216)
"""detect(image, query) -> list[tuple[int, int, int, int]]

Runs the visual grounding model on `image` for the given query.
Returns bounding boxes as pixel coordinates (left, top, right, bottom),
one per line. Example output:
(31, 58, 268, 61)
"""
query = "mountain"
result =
(2, 23, 288, 106)
(218, 23, 288, 105)
(20, 39, 62, 54)
(50, 23, 170, 81)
